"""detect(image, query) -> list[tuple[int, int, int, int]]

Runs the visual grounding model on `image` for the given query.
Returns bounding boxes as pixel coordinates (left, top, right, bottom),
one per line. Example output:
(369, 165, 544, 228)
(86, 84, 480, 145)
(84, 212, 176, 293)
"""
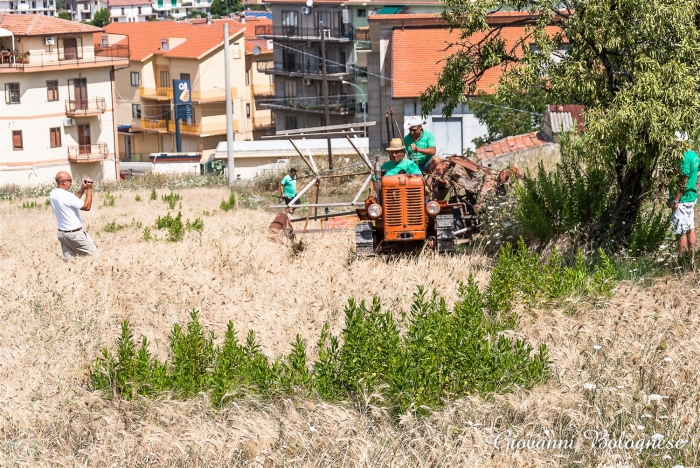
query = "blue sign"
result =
(173, 79, 192, 120)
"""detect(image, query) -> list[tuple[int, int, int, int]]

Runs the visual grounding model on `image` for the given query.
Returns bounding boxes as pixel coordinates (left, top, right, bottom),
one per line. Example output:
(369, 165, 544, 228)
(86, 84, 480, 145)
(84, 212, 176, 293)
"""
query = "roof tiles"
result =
(0, 13, 102, 36)
(475, 132, 548, 160)
(103, 21, 244, 61)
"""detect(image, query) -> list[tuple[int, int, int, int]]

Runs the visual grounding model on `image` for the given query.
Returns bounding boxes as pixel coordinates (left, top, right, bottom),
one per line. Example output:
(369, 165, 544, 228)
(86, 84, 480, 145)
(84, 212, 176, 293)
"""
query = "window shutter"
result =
(12, 131, 22, 149)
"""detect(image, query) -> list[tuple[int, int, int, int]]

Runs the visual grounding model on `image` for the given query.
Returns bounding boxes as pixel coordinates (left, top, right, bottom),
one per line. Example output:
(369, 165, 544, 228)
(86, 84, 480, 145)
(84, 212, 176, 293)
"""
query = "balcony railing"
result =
(65, 97, 106, 116)
(140, 87, 173, 99)
(252, 116, 275, 130)
(67, 143, 108, 162)
(258, 97, 355, 115)
(263, 62, 353, 77)
(0, 43, 129, 71)
(191, 88, 238, 101)
(137, 118, 239, 134)
(355, 28, 370, 41)
(255, 25, 354, 41)
(252, 84, 275, 96)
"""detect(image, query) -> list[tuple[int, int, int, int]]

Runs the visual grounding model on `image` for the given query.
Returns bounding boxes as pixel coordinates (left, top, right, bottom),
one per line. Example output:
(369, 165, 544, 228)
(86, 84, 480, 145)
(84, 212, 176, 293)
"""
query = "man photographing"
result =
(403, 116, 440, 173)
(49, 171, 99, 261)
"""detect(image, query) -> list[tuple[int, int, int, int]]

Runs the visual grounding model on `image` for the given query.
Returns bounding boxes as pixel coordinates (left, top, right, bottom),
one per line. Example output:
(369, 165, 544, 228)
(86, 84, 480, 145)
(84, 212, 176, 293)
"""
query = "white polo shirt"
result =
(49, 188, 84, 231)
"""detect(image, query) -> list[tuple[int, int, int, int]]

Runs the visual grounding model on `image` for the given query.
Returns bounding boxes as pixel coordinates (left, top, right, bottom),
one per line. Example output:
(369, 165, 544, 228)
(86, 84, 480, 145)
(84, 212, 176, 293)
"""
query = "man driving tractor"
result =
(372, 138, 421, 192)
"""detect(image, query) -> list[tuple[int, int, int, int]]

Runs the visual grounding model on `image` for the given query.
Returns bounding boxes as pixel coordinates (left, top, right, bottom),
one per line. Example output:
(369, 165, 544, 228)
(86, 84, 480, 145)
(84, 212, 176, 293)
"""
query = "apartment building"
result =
(105, 0, 155, 22)
(0, 0, 56, 16)
(105, 20, 252, 159)
(151, 0, 211, 19)
(0, 14, 129, 186)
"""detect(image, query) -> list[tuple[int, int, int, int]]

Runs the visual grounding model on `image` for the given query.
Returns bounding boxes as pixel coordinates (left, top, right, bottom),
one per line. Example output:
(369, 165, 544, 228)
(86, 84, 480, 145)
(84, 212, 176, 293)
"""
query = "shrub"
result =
(102, 192, 115, 207)
(135, 194, 142, 202)
(154, 211, 204, 242)
(103, 221, 127, 233)
(219, 192, 237, 211)
(20, 201, 39, 209)
(142, 227, 152, 241)
(162, 192, 181, 210)
(150, 188, 157, 200)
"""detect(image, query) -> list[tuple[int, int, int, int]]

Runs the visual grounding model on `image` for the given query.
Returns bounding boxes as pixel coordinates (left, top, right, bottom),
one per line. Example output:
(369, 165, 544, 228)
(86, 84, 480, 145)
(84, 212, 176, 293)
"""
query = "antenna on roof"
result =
(206, 13, 212, 24)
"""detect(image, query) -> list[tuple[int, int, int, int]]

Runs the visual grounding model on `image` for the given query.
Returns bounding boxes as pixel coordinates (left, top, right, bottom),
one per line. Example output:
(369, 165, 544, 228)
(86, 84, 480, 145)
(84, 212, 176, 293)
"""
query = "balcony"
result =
(355, 27, 370, 42)
(252, 115, 275, 130)
(0, 42, 129, 72)
(262, 62, 353, 80)
(136, 118, 239, 135)
(140, 87, 173, 100)
(67, 143, 108, 162)
(191, 88, 238, 102)
(255, 25, 354, 42)
(65, 97, 106, 117)
(258, 97, 355, 115)
(252, 84, 275, 97)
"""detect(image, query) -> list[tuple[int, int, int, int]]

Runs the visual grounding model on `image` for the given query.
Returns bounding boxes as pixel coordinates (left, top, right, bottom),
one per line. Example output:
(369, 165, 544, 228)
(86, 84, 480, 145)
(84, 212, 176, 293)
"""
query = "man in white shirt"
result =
(49, 171, 99, 261)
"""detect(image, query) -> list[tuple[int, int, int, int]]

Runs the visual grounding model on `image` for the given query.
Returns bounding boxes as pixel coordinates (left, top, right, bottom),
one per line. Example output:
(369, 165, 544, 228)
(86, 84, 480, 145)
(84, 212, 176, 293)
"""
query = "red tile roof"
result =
(105, 0, 152, 6)
(103, 21, 244, 61)
(392, 20, 559, 98)
(213, 17, 273, 54)
(475, 132, 548, 160)
(0, 13, 102, 36)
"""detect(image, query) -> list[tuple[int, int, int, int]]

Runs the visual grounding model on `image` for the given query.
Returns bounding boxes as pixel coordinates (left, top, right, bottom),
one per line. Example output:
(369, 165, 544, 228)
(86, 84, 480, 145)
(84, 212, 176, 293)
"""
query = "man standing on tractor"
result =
(372, 138, 421, 192)
(404, 116, 440, 173)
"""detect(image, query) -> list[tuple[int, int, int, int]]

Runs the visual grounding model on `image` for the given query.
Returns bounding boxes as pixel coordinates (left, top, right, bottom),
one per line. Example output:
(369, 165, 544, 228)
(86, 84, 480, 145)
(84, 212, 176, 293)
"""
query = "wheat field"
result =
(0, 186, 698, 467)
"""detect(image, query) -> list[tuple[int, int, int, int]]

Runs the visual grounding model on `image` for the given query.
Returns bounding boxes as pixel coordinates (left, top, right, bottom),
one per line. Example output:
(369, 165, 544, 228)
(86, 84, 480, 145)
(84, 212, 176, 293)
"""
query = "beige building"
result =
(105, 20, 264, 160)
(0, 14, 128, 186)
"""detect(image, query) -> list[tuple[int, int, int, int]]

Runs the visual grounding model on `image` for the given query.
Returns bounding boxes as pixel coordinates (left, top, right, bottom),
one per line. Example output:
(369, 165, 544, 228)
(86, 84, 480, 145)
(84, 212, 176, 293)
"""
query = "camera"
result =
(84, 179, 93, 185)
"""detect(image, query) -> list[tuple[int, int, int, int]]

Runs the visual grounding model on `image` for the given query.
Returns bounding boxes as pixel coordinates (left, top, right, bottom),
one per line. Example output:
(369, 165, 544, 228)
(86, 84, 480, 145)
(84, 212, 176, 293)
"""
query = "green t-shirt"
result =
(281, 174, 297, 198)
(669, 150, 700, 203)
(404, 129, 437, 166)
(373, 158, 422, 180)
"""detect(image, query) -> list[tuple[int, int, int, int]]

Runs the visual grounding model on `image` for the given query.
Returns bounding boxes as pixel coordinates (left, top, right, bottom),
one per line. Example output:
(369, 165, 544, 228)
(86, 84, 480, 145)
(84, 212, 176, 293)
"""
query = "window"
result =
(285, 115, 298, 130)
(132, 104, 141, 118)
(284, 79, 297, 98)
(101, 37, 108, 46)
(159, 71, 169, 87)
(49, 127, 61, 147)
(357, 9, 366, 17)
(130, 71, 139, 87)
(137, 6, 141, 14)
(246, 103, 250, 118)
(281, 11, 298, 35)
(12, 130, 23, 150)
(161, 41, 169, 51)
(161, 104, 171, 120)
(120, 7, 124, 14)
(47, 80, 59, 101)
(180, 73, 190, 82)
(245, 69, 250, 86)
(5, 83, 20, 104)
(233, 43, 240, 59)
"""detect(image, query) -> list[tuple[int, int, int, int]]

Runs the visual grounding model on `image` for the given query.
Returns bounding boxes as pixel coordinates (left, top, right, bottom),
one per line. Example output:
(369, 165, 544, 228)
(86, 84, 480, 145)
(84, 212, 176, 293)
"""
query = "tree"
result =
(469, 88, 548, 147)
(421, 1, 700, 247)
(55, 0, 65, 10)
(210, 0, 225, 17)
(90, 8, 111, 28)
(57, 11, 71, 20)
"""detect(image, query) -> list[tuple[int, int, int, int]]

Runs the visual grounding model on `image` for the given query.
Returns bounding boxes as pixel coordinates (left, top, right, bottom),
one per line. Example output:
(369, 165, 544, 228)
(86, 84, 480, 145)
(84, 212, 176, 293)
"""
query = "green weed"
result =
(219, 192, 237, 211)
(150, 188, 157, 200)
(102, 192, 115, 207)
(162, 192, 181, 210)
(20, 201, 39, 209)
(135, 194, 142, 202)
(103, 221, 127, 233)
(154, 211, 203, 242)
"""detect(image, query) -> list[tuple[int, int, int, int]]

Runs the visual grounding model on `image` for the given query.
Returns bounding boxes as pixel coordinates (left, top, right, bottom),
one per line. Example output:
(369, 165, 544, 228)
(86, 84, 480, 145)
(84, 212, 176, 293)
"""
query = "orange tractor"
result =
(354, 156, 519, 257)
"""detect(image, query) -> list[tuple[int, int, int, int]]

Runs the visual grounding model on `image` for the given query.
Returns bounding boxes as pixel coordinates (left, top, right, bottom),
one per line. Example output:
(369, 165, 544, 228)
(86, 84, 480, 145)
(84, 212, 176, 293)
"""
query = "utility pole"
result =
(320, 20, 333, 170)
(224, 22, 235, 185)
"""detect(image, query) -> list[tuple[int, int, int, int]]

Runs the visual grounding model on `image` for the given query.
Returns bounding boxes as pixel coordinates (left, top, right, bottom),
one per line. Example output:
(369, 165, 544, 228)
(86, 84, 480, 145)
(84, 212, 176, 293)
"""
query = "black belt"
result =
(59, 227, 82, 233)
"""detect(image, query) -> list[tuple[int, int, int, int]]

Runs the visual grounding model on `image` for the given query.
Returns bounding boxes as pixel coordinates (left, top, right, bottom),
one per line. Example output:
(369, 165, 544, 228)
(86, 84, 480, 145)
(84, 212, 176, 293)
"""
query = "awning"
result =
(117, 125, 132, 132)
(377, 5, 405, 14)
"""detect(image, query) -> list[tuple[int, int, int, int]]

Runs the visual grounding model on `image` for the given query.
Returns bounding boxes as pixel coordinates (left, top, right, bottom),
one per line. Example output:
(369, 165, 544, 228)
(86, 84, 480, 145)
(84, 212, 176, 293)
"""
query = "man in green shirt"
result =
(403, 116, 440, 173)
(372, 138, 422, 192)
(279, 168, 300, 213)
(668, 138, 700, 260)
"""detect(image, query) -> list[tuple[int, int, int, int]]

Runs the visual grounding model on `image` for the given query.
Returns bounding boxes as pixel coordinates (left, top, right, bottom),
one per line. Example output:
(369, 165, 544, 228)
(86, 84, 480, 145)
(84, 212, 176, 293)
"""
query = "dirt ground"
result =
(0, 187, 698, 467)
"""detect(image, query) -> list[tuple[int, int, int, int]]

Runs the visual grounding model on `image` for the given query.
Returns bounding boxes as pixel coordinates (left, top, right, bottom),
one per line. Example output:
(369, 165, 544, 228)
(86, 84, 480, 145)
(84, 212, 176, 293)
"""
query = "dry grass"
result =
(0, 187, 697, 466)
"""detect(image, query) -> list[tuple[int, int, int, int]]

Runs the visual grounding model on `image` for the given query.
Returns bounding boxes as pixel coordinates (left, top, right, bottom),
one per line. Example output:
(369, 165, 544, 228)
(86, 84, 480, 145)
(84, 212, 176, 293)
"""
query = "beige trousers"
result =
(57, 229, 99, 261)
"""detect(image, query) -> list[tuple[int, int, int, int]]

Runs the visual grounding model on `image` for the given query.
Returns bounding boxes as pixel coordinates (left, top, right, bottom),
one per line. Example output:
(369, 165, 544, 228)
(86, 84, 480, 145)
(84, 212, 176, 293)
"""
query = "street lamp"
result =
(341, 80, 366, 138)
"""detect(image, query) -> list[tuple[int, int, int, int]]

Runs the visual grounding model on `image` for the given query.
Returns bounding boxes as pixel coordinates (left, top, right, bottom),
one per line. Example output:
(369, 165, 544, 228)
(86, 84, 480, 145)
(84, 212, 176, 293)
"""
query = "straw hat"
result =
(386, 138, 405, 152)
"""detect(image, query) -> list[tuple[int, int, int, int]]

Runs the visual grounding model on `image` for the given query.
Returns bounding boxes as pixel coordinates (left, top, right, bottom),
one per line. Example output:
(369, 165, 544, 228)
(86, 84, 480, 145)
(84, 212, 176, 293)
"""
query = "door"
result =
(78, 124, 91, 154)
(160, 71, 170, 88)
(432, 118, 463, 156)
(64, 37, 77, 60)
(72, 78, 87, 110)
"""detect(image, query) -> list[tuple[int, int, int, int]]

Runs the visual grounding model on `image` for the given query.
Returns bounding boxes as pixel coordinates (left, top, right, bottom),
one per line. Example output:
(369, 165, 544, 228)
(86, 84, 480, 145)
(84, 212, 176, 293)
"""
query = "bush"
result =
(88, 242, 629, 414)
(150, 188, 157, 200)
(161, 192, 181, 210)
(154, 211, 204, 242)
(102, 192, 115, 207)
(219, 192, 237, 211)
